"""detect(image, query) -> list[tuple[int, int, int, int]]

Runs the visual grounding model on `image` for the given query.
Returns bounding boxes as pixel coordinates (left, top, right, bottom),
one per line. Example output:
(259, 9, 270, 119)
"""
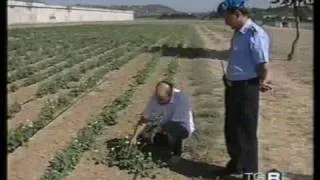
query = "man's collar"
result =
(239, 18, 253, 34)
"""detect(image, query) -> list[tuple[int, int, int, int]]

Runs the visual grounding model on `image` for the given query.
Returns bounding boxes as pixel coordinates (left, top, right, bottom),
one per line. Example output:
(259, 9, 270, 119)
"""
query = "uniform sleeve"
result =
(249, 32, 270, 64)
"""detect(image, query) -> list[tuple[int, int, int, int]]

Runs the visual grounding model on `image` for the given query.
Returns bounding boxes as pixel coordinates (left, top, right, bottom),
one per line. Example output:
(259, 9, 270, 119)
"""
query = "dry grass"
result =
(183, 60, 226, 164)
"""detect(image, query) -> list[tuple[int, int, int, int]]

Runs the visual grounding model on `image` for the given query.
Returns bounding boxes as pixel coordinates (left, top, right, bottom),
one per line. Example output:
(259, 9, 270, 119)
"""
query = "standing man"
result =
(215, 0, 272, 178)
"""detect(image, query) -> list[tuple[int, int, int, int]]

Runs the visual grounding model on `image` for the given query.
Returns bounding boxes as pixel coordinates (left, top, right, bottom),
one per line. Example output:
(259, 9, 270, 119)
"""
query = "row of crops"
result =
(7, 24, 197, 155)
(39, 26, 202, 180)
(8, 24, 183, 91)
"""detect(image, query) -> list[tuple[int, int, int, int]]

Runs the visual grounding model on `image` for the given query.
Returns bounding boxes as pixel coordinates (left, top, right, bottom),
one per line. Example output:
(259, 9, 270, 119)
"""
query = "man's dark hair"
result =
(155, 80, 174, 96)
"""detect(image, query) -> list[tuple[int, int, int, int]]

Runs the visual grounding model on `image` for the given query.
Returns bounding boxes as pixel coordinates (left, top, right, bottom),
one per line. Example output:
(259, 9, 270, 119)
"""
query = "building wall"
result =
(8, 1, 135, 25)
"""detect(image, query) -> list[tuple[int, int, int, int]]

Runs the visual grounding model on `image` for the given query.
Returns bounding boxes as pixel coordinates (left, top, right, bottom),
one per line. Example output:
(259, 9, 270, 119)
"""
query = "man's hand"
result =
(259, 81, 272, 92)
(130, 120, 147, 146)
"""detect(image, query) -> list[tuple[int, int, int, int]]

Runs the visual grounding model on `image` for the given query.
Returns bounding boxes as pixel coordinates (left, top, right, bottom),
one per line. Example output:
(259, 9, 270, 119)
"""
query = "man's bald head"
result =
(155, 80, 174, 104)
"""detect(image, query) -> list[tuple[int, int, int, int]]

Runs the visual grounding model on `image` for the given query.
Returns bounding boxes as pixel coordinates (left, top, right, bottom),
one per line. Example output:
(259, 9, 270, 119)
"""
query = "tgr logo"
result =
(244, 169, 283, 180)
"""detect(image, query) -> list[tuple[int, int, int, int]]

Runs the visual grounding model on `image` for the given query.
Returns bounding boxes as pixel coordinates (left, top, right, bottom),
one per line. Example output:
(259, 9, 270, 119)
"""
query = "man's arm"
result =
(250, 31, 271, 85)
(130, 96, 154, 145)
(130, 116, 148, 145)
(256, 62, 268, 84)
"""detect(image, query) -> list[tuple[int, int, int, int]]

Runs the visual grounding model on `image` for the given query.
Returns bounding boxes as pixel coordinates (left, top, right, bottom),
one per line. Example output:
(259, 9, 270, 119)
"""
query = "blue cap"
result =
(217, 0, 247, 14)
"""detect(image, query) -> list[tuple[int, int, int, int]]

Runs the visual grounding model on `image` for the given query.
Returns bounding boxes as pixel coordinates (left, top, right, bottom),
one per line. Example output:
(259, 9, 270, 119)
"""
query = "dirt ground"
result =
(7, 53, 151, 180)
(64, 56, 171, 180)
(7, 22, 313, 180)
(198, 23, 313, 179)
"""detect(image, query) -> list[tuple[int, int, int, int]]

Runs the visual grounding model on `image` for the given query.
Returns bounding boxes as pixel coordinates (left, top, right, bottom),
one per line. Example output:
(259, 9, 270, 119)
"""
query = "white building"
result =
(7, 0, 135, 25)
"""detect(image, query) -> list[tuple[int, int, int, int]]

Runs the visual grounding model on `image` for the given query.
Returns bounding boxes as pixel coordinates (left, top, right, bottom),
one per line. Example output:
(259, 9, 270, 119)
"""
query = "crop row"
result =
(8, 36, 107, 74)
(7, 30, 175, 121)
(8, 24, 176, 60)
(8, 26, 114, 53)
(9, 41, 123, 88)
(39, 52, 161, 180)
(7, 45, 147, 153)
(8, 25, 179, 76)
(35, 43, 138, 97)
(7, 26, 190, 150)
(164, 58, 180, 83)
(40, 40, 184, 179)
(8, 36, 104, 71)
(27, 30, 171, 94)
(7, 29, 172, 149)
(8, 41, 115, 84)
(8, 29, 134, 72)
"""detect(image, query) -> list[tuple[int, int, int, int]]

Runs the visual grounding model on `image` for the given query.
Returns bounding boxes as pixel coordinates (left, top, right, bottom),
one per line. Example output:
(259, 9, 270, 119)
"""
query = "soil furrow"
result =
(7, 53, 152, 180)
(7, 93, 61, 131)
(63, 57, 172, 180)
(7, 44, 129, 106)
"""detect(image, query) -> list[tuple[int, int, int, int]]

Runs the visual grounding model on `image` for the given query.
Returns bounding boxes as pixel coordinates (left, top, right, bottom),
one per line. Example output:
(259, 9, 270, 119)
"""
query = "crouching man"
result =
(130, 80, 195, 163)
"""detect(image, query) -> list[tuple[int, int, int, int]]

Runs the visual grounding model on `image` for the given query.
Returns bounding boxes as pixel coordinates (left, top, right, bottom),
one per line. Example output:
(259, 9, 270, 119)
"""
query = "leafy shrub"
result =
(105, 137, 166, 178)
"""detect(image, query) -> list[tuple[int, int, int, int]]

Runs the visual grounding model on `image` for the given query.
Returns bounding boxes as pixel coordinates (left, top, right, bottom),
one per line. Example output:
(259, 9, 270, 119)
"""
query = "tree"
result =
(270, 0, 313, 61)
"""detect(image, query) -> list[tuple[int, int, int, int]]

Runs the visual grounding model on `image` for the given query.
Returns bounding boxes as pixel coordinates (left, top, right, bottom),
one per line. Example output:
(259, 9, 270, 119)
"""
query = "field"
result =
(7, 20, 313, 180)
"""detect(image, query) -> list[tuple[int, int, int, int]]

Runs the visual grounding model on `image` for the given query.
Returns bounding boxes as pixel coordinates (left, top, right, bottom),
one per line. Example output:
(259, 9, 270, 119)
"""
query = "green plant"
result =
(8, 101, 22, 119)
(105, 137, 166, 178)
(9, 83, 18, 92)
(164, 58, 179, 83)
(7, 96, 71, 153)
(40, 53, 159, 180)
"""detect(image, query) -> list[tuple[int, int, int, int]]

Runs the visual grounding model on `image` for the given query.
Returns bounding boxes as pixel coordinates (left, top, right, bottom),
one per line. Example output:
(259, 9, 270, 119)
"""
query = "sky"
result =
(45, 0, 271, 12)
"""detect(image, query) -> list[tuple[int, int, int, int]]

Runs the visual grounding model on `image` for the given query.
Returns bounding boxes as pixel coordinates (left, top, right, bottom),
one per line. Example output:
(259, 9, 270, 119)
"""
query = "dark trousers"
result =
(224, 78, 259, 173)
(153, 121, 189, 156)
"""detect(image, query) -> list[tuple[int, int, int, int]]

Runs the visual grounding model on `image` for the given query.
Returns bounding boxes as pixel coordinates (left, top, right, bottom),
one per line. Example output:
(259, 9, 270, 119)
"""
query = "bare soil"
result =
(7, 22, 313, 180)
(7, 84, 38, 106)
(7, 53, 151, 180)
(198, 23, 313, 179)
(8, 94, 53, 131)
(64, 56, 171, 180)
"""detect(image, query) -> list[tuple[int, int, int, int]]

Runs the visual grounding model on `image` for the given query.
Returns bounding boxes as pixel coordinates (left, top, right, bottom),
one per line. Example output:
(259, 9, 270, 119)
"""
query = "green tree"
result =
(270, 0, 313, 61)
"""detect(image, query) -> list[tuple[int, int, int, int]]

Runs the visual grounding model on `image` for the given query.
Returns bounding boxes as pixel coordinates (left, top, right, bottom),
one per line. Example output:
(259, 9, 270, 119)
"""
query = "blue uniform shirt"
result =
(226, 19, 270, 81)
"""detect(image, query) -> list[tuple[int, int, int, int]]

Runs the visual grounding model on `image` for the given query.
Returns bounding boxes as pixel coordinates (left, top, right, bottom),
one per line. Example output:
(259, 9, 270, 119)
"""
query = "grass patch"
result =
(183, 55, 226, 161)
(195, 109, 221, 119)
(198, 100, 221, 109)
(192, 87, 213, 96)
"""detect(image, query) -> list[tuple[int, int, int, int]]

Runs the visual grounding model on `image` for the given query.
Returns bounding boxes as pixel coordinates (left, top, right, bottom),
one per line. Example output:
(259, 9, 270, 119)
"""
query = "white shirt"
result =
(142, 88, 195, 136)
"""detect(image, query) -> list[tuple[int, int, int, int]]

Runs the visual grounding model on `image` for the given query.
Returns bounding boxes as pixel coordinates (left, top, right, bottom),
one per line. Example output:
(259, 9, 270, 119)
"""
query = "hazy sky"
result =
(45, 0, 271, 12)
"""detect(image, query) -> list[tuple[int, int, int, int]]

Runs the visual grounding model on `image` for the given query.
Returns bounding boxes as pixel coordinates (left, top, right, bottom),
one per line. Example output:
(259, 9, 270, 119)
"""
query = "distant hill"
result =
(74, 4, 180, 18)
(73, 3, 313, 21)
